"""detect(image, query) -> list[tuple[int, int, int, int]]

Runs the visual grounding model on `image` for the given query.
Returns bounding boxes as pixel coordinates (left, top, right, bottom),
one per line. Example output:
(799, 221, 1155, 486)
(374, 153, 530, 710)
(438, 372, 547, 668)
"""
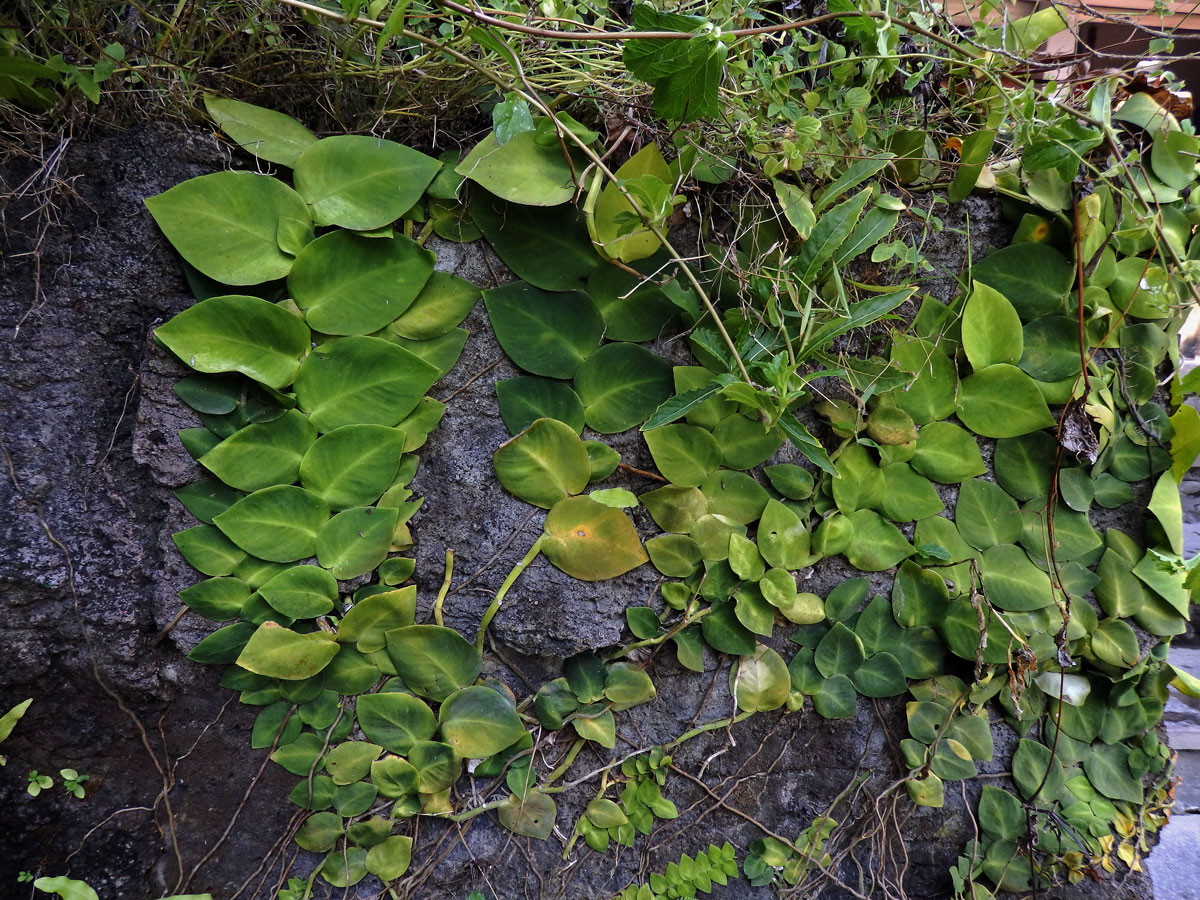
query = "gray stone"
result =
(1149, 814, 1200, 900)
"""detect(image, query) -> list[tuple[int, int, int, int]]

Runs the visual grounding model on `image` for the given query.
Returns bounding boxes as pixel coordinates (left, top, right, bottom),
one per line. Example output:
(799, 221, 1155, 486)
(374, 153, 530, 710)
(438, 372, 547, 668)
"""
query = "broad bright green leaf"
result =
(316, 506, 399, 580)
(844, 509, 914, 571)
(604, 661, 656, 709)
(880, 463, 944, 522)
(734, 644, 790, 712)
(542, 496, 648, 581)
(484, 282, 603, 378)
(294, 135, 440, 230)
(1090, 617, 1140, 667)
(173, 525, 247, 577)
(644, 424, 720, 487)
(493, 417, 590, 509)
(757, 499, 811, 569)
(294, 336, 441, 433)
(713, 413, 784, 470)
(980, 544, 1054, 611)
(832, 443, 884, 514)
(337, 587, 417, 651)
(0, 698, 32, 744)
(495, 377, 586, 436)
(972, 243, 1072, 320)
(145, 171, 311, 285)
(438, 686, 526, 759)
(324, 740, 382, 785)
(31, 878, 100, 900)
(288, 230, 433, 335)
(961, 281, 1022, 371)
(774, 179, 815, 238)
(701, 470, 769, 524)
(389, 271, 480, 341)
(155, 294, 311, 389)
(457, 131, 581, 206)
(886, 338, 958, 425)
(575, 342, 674, 433)
(645, 533, 701, 577)
(236, 621, 339, 680)
(214, 485, 329, 563)
(298, 424, 406, 510)
(956, 365, 1055, 438)
(1148, 471, 1184, 555)
(366, 835, 414, 881)
(591, 143, 671, 262)
(258, 565, 337, 618)
(955, 479, 1022, 550)
(199, 409, 316, 492)
(204, 95, 317, 166)
(385, 625, 482, 701)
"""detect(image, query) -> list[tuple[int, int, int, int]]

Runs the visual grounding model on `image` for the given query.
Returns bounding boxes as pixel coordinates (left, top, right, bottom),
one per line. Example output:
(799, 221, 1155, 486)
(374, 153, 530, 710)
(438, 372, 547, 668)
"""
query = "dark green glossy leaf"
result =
(575, 342, 674, 434)
(495, 377, 585, 435)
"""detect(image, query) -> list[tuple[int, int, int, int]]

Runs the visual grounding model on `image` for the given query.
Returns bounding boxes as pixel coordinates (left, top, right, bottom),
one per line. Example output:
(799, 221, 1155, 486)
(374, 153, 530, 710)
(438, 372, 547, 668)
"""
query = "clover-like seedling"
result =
(60, 769, 89, 799)
(26, 770, 53, 797)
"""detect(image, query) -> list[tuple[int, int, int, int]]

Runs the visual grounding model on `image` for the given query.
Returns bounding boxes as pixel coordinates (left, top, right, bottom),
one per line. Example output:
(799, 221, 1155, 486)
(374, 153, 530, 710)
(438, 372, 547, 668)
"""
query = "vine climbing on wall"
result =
(9, 0, 1200, 897)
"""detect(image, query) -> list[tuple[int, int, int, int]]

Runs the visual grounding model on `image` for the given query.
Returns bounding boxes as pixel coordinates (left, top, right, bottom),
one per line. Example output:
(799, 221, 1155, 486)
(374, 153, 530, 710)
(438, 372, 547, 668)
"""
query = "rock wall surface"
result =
(0, 123, 1167, 900)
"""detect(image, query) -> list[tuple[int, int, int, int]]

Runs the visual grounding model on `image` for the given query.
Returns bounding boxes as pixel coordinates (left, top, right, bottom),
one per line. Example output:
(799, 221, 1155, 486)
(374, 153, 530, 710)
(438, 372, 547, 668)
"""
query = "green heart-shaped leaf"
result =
(437, 685, 526, 759)
(384, 625, 482, 701)
(294, 336, 441, 433)
(575, 343, 674, 434)
(957, 365, 1055, 438)
(484, 282, 603, 378)
(214, 485, 330, 562)
(145, 171, 310, 284)
(258, 565, 337, 618)
(495, 377, 586, 436)
(542, 496, 648, 581)
(199, 409, 316, 492)
(910, 422, 986, 483)
(288, 230, 434, 335)
(389, 271, 480, 341)
(356, 692, 437, 754)
(457, 130, 581, 206)
(155, 294, 311, 389)
(294, 135, 440, 230)
(236, 621, 339, 680)
(299, 424, 406, 510)
(316, 506, 400, 580)
(493, 417, 591, 509)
